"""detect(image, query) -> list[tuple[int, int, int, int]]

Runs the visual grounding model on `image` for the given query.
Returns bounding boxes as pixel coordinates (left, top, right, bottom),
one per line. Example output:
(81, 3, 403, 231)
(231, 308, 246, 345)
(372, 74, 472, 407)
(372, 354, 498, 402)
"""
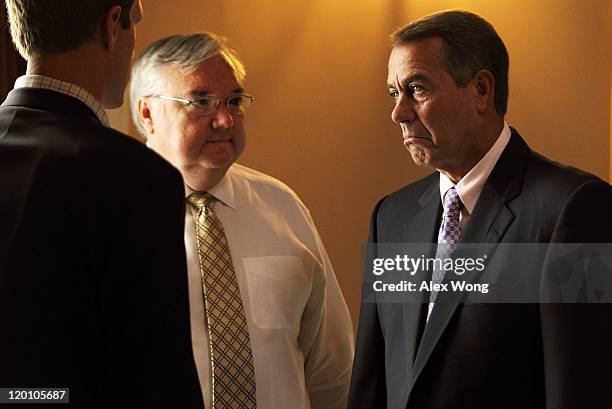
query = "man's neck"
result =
(184, 167, 229, 193)
(439, 119, 505, 183)
(27, 48, 105, 104)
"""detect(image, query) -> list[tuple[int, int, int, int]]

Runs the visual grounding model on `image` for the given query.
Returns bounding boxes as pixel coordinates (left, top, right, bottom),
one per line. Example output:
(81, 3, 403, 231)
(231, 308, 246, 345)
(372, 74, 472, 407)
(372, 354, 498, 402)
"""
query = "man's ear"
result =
(137, 97, 155, 136)
(97, 5, 123, 50)
(471, 69, 495, 114)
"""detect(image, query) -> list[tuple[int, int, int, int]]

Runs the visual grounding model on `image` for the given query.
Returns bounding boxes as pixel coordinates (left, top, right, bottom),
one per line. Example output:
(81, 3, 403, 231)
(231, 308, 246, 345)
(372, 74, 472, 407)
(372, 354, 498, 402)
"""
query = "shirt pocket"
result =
(242, 255, 312, 330)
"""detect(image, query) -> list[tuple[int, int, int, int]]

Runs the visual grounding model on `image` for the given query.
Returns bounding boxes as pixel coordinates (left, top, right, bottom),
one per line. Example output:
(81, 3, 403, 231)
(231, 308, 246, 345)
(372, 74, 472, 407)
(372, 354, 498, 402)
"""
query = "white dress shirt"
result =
(184, 163, 354, 409)
(439, 123, 512, 224)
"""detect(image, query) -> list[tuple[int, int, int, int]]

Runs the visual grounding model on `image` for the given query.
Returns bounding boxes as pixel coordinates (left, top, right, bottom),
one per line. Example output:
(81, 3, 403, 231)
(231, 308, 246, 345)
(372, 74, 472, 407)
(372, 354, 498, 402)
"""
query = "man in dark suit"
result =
(348, 10, 612, 409)
(0, 1, 203, 407)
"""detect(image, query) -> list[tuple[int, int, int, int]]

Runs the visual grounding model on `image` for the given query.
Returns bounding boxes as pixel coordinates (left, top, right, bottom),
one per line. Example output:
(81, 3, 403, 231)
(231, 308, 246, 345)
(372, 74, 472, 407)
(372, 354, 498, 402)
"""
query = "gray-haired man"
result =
(130, 32, 354, 409)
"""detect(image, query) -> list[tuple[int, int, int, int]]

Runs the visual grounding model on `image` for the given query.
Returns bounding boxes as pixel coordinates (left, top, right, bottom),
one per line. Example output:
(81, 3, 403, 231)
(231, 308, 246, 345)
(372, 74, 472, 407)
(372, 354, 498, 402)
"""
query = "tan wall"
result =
(610, 0, 612, 183)
(113, 0, 611, 327)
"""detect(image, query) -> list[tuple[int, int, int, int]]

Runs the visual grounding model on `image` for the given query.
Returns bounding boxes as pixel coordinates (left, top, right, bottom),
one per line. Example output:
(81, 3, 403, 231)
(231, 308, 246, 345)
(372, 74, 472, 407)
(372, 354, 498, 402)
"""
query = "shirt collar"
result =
(184, 165, 238, 211)
(439, 122, 511, 214)
(14, 75, 110, 126)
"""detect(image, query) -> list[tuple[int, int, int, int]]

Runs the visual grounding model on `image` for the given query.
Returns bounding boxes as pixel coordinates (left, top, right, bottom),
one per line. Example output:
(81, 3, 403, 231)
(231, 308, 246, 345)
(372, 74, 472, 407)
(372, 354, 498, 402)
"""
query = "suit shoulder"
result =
(526, 150, 607, 198)
(378, 172, 438, 211)
(51, 123, 184, 195)
(389, 171, 439, 197)
(74, 125, 180, 180)
(0, 108, 183, 207)
(524, 152, 612, 242)
(2, 107, 177, 179)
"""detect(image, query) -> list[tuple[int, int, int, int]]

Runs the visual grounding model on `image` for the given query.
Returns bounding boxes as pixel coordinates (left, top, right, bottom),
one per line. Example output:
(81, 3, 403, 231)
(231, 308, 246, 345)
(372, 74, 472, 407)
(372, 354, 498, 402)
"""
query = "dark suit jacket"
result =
(0, 88, 203, 408)
(348, 129, 612, 409)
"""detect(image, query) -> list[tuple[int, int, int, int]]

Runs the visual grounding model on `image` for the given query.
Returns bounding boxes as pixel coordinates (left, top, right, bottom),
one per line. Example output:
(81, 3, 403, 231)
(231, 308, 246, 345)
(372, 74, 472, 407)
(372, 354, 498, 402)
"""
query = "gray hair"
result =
(392, 10, 509, 116)
(129, 32, 246, 137)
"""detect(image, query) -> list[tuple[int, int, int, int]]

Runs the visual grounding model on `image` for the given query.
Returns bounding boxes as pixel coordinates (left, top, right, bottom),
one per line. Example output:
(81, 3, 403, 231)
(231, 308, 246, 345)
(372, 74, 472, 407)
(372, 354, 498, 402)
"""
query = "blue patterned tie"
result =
(427, 187, 463, 320)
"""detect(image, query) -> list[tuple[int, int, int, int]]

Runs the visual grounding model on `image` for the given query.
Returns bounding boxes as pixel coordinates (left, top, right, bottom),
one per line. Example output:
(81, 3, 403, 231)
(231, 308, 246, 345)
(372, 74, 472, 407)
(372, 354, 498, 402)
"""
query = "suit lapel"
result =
(403, 178, 442, 244)
(393, 176, 442, 389)
(458, 128, 529, 244)
(406, 129, 531, 401)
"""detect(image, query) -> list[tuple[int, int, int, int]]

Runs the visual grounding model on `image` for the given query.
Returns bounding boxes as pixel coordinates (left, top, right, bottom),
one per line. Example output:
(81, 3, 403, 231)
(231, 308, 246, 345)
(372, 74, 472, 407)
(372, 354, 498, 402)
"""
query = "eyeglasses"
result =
(148, 94, 255, 116)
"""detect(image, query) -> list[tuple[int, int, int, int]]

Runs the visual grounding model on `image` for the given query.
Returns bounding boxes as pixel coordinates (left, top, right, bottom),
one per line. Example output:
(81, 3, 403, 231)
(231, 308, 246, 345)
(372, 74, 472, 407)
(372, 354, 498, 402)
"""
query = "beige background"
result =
(107, 0, 612, 328)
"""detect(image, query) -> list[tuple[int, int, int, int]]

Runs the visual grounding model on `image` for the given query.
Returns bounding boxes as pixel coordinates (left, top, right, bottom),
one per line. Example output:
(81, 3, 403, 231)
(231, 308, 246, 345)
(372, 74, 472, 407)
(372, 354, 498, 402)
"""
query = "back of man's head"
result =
(130, 32, 246, 137)
(392, 10, 509, 116)
(5, 0, 134, 59)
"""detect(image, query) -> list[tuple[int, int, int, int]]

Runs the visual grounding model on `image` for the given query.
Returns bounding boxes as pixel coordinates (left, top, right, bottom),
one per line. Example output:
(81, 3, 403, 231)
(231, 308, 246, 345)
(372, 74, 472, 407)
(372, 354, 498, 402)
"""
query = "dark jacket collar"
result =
(2, 87, 101, 124)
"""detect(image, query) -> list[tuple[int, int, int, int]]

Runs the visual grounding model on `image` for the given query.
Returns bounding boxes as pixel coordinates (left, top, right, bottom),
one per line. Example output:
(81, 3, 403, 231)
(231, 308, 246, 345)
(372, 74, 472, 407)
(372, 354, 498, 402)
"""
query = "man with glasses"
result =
(130, 32, 354, 409)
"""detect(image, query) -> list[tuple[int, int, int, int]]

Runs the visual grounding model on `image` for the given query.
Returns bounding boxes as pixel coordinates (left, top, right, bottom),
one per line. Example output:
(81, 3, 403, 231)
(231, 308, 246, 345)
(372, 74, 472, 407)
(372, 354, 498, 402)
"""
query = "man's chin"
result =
(407, 145, 432, 167)
(199, 143, 237, 166)
(200, 156, 237, 171)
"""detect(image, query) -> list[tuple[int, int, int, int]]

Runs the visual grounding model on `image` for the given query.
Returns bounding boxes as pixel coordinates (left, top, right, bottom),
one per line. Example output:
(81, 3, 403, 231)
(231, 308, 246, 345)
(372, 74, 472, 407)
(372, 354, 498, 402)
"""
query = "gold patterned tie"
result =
(187, 192, 257, 408)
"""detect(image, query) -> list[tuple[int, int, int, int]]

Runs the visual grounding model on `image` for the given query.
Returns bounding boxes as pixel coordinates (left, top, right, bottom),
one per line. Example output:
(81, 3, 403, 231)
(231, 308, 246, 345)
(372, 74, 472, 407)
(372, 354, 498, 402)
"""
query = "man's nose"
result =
(391, 94, 416, 124)
(211, 104, 234, 129)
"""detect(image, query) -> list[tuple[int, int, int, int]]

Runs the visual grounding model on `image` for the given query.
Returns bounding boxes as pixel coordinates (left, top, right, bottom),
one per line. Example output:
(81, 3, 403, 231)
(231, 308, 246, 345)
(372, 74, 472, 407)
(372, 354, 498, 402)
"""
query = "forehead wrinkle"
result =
(387, 74, 399, 89)
(387, 67, 406, 89)
(388, 64, 428, 90)
(387, 47, 419, 88)
(388, 40, 445, 89)
(183, 57, 243, 92)
(155, 63, 189, 91)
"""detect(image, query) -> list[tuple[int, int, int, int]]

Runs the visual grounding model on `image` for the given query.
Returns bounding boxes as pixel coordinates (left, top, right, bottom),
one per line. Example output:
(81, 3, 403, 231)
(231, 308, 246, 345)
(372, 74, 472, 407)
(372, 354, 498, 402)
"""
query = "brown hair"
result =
(5, 0, 134, 58)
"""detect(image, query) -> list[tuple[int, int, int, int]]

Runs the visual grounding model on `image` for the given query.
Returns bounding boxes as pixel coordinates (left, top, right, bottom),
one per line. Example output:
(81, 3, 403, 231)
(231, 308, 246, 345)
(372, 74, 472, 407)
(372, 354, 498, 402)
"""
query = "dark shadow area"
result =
(1, 5, 26, 100)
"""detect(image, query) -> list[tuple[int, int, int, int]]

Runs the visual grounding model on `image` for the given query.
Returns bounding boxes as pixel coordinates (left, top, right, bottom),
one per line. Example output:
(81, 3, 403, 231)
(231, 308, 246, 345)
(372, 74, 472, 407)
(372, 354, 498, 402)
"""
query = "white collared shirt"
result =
(184, 163, 354, 409)
(439, 123, 512, 225)
(14, 75, 109, 126)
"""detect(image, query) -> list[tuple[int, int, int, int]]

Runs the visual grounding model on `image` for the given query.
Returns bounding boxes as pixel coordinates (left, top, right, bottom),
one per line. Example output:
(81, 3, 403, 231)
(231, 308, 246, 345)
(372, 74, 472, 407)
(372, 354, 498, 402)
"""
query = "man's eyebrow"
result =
(187, 90, 212, 98)
(387, 74, 429, 89)
(187, 87, 245, 98)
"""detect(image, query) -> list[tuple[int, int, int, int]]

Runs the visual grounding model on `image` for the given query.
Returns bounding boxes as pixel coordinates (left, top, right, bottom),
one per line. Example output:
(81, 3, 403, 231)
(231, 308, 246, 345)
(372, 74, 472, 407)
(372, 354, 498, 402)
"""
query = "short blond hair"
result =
(5, 0, 134, 59)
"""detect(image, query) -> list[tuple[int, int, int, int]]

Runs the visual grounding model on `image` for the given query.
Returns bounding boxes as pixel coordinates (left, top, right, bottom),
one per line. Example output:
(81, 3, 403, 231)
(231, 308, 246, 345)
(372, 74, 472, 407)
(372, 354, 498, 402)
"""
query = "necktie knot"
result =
(443, 187, 462, 219)
(187, 192, 215, 213)
(439, 187, 463, 251)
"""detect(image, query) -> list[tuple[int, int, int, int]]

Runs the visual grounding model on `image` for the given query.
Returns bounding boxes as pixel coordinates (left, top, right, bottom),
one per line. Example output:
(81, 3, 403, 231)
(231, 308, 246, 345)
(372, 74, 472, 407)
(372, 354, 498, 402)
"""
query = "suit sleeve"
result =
(347, 197, 388, 409)
(540, 179, 612, 409)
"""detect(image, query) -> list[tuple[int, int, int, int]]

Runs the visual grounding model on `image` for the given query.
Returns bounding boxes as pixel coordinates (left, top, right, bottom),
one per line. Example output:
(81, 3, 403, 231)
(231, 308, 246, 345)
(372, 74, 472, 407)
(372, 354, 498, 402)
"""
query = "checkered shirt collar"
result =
(14, 75, 110, 126)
